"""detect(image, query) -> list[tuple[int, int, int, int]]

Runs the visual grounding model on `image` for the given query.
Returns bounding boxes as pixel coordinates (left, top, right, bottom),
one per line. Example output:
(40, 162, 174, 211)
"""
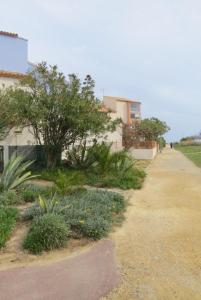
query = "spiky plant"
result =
(94, 142, 135, 175)
(37, 194, 59, 215)
(66, 140, 97, 170)
(0, 154, 38, 192)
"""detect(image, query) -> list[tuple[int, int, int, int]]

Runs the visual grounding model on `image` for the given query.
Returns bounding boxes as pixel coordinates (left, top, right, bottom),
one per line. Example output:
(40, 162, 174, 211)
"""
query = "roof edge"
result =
(0, 31, 27, 41)
(103, 95, 141, 104)
(0, 70, 26, 79)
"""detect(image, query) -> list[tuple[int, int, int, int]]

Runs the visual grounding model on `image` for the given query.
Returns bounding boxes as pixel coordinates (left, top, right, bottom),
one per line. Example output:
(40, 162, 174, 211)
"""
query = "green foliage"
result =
(18, 184, 55, 203)
(55, 170, 85, 195)
(19, 188, 36, 203)
(93, 142, 134, 174)
(66, 140, 97, 170)
(35, 142, 145, 191)
(23, 214, 69, 254)
(0, 88, 13, 139)
(7, 62, 117, 168)
(84, 142, 145, 189)
(37, 194, 60, 215)
(0, 206, 18, 248)
(87, 168, 145, 190)
(0, 190, 23, 205)
(38, 168, 86, 184)
(60, 190, 125, 239)
(23, 189, 125, 240)
(0, 154, 38, 192)
(158, 136, 166, 149)
(137, 117, 170, 141)
(175, 145, 201, 168)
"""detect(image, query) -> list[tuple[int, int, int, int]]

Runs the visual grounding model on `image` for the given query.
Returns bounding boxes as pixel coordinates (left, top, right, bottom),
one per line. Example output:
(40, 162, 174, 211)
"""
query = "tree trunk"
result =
(46, 146, 62, 169)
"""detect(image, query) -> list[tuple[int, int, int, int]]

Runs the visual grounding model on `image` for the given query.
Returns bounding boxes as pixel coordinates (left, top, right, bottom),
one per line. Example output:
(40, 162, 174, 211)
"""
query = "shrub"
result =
(55, 170, 85, 195)
(23, 189, 125, 240)
(60, 190, 125, 239)
(0, 206, 18, 248)
(18, 184, 55, 203)
(87, 168, 146, 190)
(65, 140, 97, 169)
(19, 188, 36, 203)
(76, 217, 111, 239)
(37, 194, 61, 215)
(23, 214, 69, 254)
(0, 190, 23, 205)
(22, 188, 87, 221)
(90, 142, 132, 172)
(0, 154, 38, 192)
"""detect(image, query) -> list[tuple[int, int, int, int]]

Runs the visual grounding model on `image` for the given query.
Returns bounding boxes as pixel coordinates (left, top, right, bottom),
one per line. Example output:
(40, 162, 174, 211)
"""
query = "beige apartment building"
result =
(103, 96, 141, 125)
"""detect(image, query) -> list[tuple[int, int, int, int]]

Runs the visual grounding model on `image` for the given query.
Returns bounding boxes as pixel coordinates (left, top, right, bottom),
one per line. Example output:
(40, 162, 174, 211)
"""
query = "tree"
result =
(7, 62, 118, 168)
(137, 118, 170, 141)
(0, 88, 12, 139)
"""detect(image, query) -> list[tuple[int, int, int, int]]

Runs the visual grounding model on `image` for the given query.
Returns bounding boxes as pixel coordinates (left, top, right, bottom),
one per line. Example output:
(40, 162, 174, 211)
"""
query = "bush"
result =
(60, 190, 125, 239)
(0, 154, 38, 192)
(55, 170, 85, 195)
(23, 214, 69, 254)
(87, 168, 146, 190)
(65, 140, 97, 169)
(92, 142, 134, 174)
(0, 206, 18, 248)
(23, 189, 125, 240)
(18, 184, 54, 203)
(0, 190, 23, 205)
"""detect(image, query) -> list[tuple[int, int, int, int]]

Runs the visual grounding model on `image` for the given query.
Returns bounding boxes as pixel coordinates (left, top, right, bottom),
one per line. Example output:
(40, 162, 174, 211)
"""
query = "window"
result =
(130, 103, 138, 111)
(130, 113, 135, 119)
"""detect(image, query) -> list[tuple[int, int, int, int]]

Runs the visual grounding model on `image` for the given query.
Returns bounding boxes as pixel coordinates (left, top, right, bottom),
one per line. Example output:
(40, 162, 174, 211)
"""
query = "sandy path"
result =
(105, 148, 201, 300)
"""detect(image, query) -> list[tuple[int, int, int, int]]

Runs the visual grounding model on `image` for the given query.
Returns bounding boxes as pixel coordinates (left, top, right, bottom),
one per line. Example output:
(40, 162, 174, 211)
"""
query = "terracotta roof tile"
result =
(104, 95, 141, 104)
(0, 70, 26, 79)
(0, 31, 18, 38)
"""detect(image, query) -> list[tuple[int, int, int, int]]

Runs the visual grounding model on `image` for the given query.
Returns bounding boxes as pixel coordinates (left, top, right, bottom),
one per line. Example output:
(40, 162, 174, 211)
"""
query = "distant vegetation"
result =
(175, 144, 201, 168)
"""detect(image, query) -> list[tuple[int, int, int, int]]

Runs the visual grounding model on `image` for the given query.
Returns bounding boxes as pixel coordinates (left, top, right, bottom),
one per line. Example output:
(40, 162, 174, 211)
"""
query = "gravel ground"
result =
(104, 148, 201, 300)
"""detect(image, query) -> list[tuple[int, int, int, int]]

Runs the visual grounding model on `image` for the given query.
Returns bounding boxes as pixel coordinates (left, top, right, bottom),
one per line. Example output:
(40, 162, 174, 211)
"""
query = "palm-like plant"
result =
(0, 154, 38, 192)
(94, 142, 135, 175)
(37, 194, 58, 214)
(37, 194, 70, 215)
(66, 140, 97, 170)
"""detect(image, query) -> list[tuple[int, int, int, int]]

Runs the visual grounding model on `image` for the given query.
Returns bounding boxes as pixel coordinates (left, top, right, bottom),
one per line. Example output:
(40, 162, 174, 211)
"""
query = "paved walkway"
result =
(105, 148, 201, 299)
(0, 240, 120, 300)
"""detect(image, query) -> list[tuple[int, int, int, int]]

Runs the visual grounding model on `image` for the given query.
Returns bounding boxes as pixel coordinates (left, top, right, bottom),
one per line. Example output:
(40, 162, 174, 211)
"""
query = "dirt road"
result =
(105, 148, 201, 300)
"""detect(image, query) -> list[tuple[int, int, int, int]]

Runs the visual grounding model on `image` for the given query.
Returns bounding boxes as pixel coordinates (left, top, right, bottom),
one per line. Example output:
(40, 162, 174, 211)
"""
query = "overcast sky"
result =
(1, 0, 201, 141)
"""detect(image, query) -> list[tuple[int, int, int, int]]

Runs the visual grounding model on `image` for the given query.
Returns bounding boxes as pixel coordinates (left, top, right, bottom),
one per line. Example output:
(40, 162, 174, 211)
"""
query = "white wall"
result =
(0, 127, 37, 147)
(129, 146, 157, 160)
(0, 77, 18, 88)
(0, 76, 36, 147)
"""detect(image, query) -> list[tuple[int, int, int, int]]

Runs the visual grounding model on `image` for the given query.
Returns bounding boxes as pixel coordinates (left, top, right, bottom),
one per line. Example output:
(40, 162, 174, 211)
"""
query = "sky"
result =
(1, 0, 201, 141)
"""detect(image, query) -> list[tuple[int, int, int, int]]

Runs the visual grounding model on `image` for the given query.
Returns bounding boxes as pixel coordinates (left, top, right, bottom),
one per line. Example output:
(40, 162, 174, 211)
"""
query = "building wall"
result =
(116, 101, 128, 124)
(103, 96, 117, 112)
(0, 35, 28, 73)
(96, 113, 123, 151)
(0, 76, 37, 164)
(0, 77, 18, 88)
(103, 96, 141, 125)
(0, 127, 37, 147)
(129, 146, 157, 160)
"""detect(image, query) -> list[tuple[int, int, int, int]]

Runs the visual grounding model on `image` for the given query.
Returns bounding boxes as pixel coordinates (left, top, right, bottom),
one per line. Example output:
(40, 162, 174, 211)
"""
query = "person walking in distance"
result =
(170, 142, 173, 149)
